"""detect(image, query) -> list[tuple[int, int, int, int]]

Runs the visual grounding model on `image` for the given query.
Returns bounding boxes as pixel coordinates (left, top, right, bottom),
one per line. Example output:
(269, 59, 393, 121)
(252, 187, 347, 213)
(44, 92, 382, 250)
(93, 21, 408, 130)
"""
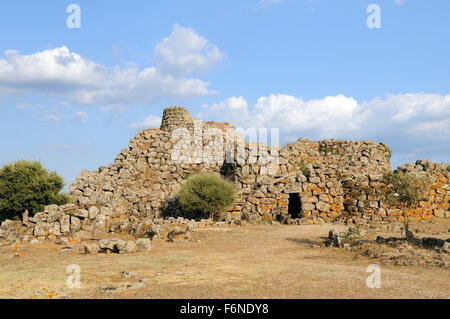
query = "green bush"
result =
(297, 160, 310, 178)
(176, 173, 237, 219)
(447, 164, 450, 173)
(377, 171, 429, 237)
(378, 171, 427, 209)
(340, 226, 365, 246)
(0, 161, 69, 221)
(318, 144, 333, 155)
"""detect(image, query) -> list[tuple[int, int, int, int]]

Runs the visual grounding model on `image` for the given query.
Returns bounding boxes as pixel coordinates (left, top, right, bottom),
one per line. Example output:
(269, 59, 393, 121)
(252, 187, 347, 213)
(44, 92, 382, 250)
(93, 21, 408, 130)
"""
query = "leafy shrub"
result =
(0, 161, 69, 221)
(378, 171, 428, 210)
(318, 144, 333, 155)
(340, 226, 365, 246)
(176, 173, 237, 220)
(297, 160, 310, 178)
(377, 171, 428, 236)
(447, 164, 450, 173)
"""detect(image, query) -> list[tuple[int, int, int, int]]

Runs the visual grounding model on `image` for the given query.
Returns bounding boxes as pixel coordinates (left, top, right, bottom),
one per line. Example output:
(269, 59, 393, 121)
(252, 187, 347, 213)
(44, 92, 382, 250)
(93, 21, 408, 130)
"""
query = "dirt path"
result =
(0, 223, 449, 299)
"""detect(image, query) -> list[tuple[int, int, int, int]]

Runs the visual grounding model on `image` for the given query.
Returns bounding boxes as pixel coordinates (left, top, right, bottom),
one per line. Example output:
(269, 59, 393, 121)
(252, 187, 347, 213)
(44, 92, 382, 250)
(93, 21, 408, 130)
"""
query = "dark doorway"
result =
(288, 193, 302, 219)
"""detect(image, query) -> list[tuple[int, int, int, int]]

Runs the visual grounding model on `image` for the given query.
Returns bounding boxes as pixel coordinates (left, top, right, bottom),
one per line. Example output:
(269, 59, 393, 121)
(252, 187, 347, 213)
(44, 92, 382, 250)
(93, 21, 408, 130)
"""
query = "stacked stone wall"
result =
(1, 106, 448, 243)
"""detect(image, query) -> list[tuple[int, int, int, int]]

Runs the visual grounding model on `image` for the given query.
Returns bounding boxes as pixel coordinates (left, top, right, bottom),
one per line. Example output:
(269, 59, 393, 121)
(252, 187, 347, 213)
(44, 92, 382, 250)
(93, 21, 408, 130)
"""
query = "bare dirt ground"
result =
(0, 220, 449, 299)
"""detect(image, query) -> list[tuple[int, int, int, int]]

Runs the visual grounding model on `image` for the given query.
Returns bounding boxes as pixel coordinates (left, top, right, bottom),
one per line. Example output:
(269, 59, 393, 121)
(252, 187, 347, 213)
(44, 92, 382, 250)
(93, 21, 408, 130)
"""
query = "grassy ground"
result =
(0, 221, 449, 299)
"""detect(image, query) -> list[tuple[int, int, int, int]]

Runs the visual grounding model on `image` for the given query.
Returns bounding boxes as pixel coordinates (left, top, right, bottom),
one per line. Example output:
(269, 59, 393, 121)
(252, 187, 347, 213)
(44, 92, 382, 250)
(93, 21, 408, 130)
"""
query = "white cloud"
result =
(0, 25, 223, 106)
(72, 111, 88, 123)
(198, 96, 249, 122)
(394, 0, 407, 5)
(154, 24, 224, 77)
(200, 93, 450, 165)
(129, 115, 162, 130)
(42, 114, 64, 122)
(200, 93, 362, 137)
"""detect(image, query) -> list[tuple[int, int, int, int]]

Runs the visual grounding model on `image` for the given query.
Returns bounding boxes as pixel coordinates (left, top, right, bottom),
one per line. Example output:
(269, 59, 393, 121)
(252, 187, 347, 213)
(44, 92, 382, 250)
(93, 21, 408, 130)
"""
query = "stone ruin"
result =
(1, 106, 449, 248)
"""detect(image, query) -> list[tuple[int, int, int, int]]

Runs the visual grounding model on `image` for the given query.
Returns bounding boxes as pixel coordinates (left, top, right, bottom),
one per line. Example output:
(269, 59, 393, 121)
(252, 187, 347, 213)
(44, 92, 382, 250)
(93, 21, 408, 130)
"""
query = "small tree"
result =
(377, 171, 428, 238)
(0, 161, 70, 221)
(176, 173, 237, 220)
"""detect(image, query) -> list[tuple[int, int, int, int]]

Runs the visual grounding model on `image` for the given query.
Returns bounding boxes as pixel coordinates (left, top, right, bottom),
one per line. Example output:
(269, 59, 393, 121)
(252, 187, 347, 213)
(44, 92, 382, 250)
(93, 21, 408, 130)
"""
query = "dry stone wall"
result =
(67, 108, 448, 226)
(1, 107, 449, 244)
(395, 160, 450, 219)
(226, 136, 393, 225)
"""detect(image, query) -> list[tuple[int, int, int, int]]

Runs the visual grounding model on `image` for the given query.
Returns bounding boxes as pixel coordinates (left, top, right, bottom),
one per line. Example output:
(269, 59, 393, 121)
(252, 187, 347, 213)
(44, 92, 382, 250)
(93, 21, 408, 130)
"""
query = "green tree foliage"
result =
(176, 173, 237, 219)
(377, 171, 428, 237)
(378, 171, 427, 210)
(0, 161, 70, 221)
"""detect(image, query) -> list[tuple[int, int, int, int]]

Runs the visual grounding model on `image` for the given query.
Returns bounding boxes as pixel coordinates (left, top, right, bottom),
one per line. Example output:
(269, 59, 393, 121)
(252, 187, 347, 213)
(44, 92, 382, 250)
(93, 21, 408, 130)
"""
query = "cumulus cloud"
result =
(200, 93, 362, 138)
(199, 96, 249, 122)
(155, 24, 224, 77)
(72, 111, 88, 123)
(0, 25, 223, 106)
(200, 93, 450, 166)
(129, 115, 162, 130)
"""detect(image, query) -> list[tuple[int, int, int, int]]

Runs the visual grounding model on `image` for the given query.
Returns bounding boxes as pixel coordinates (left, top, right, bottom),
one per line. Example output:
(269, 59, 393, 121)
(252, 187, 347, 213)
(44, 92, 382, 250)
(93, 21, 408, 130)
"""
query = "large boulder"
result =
(99, 238, 121, 251)
(116, 240, 138, 254)
(70, 216, 81, 232)
(84, 242, 100, 255)
(48, 222, 61, 236)
(34, 222, 48, 237)
(60, 215, 70, 233)
(136, 238, 151, 252)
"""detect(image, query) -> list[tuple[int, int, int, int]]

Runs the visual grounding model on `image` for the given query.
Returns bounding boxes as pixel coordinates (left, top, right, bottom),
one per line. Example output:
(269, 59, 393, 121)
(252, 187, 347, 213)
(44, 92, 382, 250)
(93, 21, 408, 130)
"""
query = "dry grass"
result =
(0, 221, 449, 299)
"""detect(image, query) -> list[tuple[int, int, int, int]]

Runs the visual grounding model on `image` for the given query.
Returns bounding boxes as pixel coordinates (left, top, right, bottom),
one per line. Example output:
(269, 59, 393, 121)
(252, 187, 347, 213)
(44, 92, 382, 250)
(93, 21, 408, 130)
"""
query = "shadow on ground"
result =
(285, 237, 324, 246)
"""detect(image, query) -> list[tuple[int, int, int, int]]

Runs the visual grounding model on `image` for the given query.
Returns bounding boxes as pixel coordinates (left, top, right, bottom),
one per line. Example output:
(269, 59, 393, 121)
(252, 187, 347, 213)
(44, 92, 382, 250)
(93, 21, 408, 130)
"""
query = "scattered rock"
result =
(116, 240, 138, 254)
(325, 227, 365, 247)
(55, 238, 66, 245)
(442, 242, 450, 254)
(83, 243, 100, 255)
(61, 247, 73, 255)
(97, 283, 119, 294)
(136, 238, 151, 252)
(354, 240, 449, 269)
(125, 282, 145, 290)
(99, 238, 121, 252)
(120, 271, 138, 279)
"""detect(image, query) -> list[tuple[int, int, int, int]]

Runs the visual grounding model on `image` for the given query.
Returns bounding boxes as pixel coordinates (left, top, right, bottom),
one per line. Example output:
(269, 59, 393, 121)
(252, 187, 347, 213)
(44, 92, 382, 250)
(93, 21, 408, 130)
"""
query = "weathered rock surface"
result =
(136, 238, 151, 252)
(0, 107, 448, 246)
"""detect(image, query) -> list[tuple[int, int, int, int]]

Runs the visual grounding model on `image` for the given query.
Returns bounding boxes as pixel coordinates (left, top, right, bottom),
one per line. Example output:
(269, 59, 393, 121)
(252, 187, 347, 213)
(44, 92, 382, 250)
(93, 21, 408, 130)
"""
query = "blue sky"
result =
(0, 0, 449, 189)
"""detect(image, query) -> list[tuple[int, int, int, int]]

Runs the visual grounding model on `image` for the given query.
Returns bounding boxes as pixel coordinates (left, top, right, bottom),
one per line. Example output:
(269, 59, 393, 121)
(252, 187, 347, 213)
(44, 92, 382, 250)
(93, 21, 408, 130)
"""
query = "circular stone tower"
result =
(160, 106, 195, 132)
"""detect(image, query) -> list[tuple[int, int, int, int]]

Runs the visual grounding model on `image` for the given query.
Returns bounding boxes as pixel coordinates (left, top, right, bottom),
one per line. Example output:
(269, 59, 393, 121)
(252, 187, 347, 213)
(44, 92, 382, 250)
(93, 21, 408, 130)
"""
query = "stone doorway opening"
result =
(288, 193, 303, 219)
